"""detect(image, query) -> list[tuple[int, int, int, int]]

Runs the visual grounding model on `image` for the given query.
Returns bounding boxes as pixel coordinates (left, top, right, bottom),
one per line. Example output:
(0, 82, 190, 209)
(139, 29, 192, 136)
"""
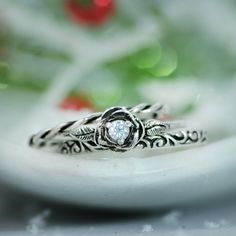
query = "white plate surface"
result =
(0, 135, 235, 210)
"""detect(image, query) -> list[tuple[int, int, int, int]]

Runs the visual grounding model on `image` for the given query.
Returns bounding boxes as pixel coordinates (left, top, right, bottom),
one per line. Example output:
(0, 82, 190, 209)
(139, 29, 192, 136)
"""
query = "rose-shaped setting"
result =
(106, 120, 132, 145)
(95, 107, 145, 152)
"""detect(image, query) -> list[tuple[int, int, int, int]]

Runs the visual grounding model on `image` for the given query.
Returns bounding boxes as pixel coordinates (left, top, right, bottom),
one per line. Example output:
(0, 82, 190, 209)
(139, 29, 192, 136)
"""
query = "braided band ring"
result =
(29, 103, 207, 154)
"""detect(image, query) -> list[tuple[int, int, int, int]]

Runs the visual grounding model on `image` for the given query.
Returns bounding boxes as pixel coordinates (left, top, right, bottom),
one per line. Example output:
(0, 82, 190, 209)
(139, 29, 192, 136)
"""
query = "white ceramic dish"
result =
(0, 134, 235, 210)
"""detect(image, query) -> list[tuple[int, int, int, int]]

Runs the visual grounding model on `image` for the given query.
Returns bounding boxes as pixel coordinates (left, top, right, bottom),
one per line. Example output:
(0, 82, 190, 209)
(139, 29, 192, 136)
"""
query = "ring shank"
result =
(29, 103, 207, 155)
(30, 128, 206, 155)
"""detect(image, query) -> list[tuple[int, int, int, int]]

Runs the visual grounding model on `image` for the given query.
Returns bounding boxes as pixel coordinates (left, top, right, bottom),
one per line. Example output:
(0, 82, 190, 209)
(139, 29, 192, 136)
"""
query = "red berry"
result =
(59, 96, 94, 111)
(65, 0, 115, 26)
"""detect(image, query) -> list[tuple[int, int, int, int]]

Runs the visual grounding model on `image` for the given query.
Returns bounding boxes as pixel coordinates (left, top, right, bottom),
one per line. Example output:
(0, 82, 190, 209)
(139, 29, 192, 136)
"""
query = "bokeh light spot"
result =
(131, 44, 161, 69)
(95, 0, 112, 7)
(149, 48, 177, 77)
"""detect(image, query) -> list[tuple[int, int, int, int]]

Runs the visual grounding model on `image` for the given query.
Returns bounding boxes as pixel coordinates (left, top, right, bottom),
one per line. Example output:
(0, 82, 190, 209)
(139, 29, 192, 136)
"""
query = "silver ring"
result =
(29, 103, 207, 154)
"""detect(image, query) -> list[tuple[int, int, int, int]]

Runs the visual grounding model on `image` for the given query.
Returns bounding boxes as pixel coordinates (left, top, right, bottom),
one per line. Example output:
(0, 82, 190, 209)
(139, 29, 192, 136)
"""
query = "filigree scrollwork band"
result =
(29, 103, 207, 154)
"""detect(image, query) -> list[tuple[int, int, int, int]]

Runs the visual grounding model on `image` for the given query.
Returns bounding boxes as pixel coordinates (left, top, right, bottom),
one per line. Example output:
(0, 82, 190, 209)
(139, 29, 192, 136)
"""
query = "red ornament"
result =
(65, 0, 115, 26)
(59, 95, 94, 111)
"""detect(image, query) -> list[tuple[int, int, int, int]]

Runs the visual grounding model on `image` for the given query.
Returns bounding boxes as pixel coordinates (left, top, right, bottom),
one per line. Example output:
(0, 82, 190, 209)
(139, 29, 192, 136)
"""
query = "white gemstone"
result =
(107, 120, 131, 144)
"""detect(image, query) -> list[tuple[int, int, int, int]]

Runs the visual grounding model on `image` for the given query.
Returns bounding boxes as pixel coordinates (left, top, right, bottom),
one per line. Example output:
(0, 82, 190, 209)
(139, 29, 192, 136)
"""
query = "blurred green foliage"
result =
(1, 0, 236, 110)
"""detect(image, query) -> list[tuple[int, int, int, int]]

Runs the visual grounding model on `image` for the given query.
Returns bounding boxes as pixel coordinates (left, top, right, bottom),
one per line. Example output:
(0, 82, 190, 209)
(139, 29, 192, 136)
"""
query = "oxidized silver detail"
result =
(29, 103, 207, 154)
(94, 106, 145, 152)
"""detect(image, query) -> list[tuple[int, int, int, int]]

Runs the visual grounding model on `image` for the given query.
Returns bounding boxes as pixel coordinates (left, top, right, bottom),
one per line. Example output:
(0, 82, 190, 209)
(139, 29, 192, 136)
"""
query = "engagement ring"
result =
(29, 103, 207, 154)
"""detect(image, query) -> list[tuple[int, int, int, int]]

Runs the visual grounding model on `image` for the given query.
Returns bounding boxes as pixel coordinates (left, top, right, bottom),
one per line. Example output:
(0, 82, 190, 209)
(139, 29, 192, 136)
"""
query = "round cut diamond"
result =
(107, 120, 131, 144)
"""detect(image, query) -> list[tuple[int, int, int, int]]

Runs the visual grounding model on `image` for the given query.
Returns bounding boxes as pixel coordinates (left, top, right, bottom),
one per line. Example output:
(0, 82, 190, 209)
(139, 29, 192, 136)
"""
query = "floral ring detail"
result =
(94, 107, 145, 152)
(29, 103, 207, 155)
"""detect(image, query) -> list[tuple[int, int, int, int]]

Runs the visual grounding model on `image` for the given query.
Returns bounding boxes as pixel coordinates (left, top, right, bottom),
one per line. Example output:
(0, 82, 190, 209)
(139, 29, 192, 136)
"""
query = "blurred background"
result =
(1, 0, 236, 138)
(0, 0, 236, 235)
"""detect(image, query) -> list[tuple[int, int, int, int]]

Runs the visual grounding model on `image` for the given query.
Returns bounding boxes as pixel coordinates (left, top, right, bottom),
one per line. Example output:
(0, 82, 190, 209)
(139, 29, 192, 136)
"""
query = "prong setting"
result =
(106, 122, 112, 128)
(117, 139, 125, 145)
(125, 121, 132, 127)
(95, 106, 145, 152)
(106, 120, 130, 144)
